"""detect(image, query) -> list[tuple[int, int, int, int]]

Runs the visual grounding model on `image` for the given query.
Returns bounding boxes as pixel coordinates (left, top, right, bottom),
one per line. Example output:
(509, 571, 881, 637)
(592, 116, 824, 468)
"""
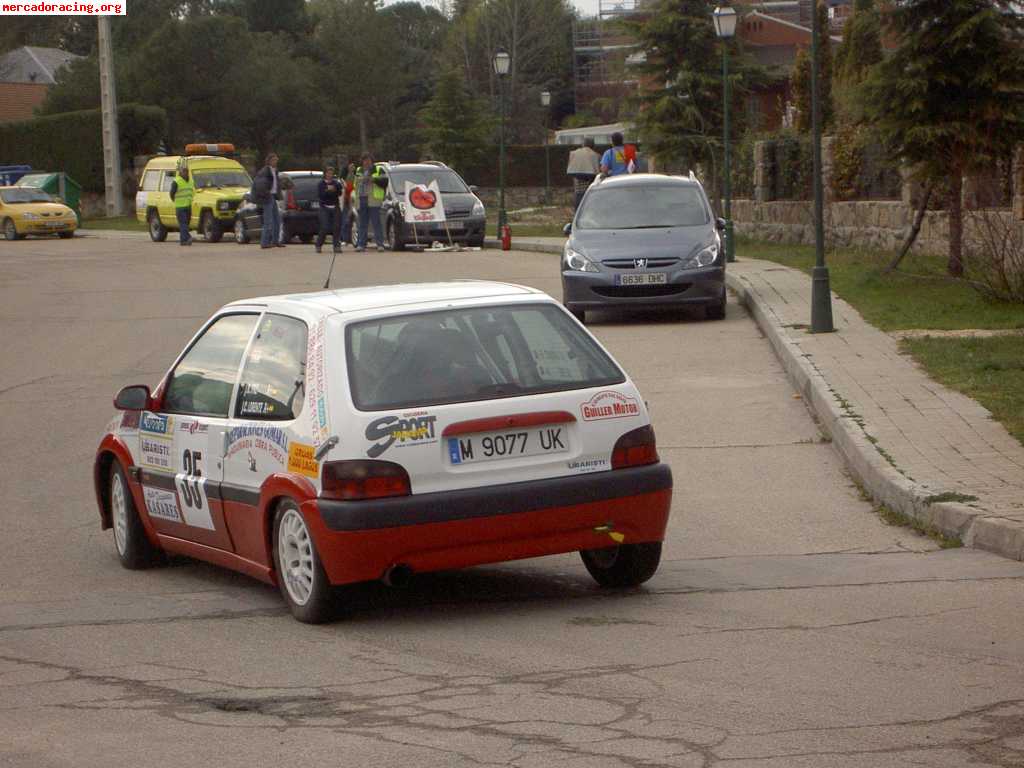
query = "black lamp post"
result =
(713, 5, 738, 263)
(809, 1, 834, 333)
(540, 90, 551, 207)
(493, 48, 511, 237)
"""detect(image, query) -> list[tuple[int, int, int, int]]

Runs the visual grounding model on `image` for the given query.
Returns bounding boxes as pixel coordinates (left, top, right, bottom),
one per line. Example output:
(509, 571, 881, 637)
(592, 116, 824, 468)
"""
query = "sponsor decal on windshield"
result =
(580, 390, 640, 421)
(365, 411, 438, 458)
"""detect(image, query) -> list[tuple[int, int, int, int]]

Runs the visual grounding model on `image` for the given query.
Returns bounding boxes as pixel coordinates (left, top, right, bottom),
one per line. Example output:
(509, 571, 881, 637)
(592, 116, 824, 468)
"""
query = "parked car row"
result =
(134, 151, 488, 249)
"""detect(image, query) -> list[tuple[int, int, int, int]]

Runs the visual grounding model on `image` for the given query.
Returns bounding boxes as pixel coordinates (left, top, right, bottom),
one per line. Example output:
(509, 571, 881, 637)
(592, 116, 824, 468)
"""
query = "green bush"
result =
(772, 132, 813, 200)
(0, 104, 167, 193)
(732, 133, 758, 199)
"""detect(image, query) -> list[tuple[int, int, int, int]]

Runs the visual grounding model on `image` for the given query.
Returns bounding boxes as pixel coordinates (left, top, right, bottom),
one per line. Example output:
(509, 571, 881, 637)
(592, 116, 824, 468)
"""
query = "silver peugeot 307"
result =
(560, 173, 727, 323)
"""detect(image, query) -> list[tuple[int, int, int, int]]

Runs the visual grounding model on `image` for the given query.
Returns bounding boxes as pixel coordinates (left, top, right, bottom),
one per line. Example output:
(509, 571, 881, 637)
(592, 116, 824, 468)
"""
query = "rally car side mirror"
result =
(114, 385, 153, 411)
(563, 223, 572, 235)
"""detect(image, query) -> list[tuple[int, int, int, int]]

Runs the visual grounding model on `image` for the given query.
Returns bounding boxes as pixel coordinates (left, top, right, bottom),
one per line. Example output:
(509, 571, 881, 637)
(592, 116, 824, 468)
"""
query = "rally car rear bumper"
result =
(305, 463, 673, 585)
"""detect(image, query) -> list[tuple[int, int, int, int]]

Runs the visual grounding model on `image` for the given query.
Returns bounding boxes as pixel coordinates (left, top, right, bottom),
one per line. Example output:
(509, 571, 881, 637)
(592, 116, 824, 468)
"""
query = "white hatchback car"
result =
(94, 282, 674, 622)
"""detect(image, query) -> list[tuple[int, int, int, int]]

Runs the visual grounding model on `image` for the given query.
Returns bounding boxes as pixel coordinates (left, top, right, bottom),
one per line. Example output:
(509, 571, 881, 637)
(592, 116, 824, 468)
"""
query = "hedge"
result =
(459, 145, 597, 188)
(0, 104, 167, 193)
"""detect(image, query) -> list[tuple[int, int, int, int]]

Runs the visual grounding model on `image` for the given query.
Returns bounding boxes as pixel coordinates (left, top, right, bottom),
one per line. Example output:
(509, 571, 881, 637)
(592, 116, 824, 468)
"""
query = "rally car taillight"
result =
(611, 425, 659, 470)
(321, 460, 411, 501)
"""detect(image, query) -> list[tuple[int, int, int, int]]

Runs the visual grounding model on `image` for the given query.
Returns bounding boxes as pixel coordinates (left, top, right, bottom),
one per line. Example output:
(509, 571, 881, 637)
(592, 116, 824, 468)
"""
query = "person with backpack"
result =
(600, 133, 630, 177)
(168, 164, 194, 247)
(251, 152, 284, 249)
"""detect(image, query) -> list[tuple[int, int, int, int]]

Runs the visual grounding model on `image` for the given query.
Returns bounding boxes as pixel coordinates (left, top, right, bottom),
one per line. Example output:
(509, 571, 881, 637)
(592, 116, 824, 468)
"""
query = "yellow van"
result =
(135, 146, 251, 242)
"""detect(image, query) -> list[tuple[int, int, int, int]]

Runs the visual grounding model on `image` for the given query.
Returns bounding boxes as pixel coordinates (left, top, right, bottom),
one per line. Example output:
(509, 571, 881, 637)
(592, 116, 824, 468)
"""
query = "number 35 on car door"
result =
(175, 447, 214, 529)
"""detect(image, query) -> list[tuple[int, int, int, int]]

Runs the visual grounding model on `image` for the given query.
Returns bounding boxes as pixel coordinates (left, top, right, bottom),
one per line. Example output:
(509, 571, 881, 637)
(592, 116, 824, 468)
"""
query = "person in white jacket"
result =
(566, 139, 601, 210)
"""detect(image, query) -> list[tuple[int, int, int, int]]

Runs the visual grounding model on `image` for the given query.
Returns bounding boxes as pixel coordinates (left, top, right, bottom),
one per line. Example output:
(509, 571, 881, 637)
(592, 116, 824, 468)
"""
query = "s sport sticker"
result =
(365, 412, 437, 458)
(580, 390, 640, 421)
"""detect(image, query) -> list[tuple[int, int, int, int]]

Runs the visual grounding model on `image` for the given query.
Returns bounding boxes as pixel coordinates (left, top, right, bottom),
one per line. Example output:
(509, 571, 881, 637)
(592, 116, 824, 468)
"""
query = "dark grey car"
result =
(561, 174, 727, 323)
(380, 163, 487, 250)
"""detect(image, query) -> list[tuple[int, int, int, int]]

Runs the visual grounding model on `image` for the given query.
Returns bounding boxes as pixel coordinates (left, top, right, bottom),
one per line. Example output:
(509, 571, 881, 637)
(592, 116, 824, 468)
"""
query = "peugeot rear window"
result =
(346, 304, 625, 410)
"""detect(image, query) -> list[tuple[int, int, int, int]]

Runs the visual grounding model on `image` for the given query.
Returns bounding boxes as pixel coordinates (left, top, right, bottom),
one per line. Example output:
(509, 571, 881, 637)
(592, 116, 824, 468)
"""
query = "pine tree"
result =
(835, 0, 882, 83)
(624, 0, 761, 196)
(790, 0, 833, 133)
(419, 67, 493, 174)
(862, 0, 1024, 276)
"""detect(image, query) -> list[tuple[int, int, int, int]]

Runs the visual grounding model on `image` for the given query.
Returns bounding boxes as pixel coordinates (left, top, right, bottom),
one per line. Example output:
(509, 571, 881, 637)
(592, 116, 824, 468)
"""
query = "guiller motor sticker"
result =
(365, 412, 437, 458)
(580, 390, 640, 421)
(143, 486, 181, 523)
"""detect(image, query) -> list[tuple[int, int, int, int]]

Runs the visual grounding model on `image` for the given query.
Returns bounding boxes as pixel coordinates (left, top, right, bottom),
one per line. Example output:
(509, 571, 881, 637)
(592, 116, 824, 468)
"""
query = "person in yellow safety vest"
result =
(353, 153, 387, 252)
(169, 165, 194, 246)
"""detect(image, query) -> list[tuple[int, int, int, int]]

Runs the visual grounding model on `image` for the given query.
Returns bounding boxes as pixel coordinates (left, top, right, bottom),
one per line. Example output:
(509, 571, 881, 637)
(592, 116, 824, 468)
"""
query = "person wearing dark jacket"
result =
(251, 152, 284, 249)
(315, 167, 345, 254)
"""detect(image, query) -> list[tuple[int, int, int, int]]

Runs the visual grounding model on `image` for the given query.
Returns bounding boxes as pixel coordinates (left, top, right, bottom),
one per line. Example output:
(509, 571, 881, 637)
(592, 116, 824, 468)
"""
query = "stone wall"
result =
(732, 198, 1023, 257)
(474, 186, 573, 211)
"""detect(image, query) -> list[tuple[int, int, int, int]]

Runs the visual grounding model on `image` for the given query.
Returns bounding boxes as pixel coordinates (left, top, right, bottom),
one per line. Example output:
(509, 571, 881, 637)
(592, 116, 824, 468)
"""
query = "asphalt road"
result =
(1, 234, 1022, 768)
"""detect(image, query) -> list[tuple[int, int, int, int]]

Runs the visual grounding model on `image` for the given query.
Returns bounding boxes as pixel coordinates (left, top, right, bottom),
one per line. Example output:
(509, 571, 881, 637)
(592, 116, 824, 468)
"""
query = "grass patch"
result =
(875, 503, 963, 549)
(737, 238, 1024, 331)
(901, 335, 1024, 446)
(80, 215, 146, 231)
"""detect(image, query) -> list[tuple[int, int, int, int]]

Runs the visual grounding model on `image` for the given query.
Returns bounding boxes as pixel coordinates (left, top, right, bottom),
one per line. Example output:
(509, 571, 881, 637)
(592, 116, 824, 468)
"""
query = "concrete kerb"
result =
(725, 269, 1024, 562)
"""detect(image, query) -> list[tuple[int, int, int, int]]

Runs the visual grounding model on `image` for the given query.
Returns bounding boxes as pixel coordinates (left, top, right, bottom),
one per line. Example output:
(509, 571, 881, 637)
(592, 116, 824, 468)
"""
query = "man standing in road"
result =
(600, 133, 630, 177)
(315, 167, 345, 254)
(252, 152, 284, 249)
(566, 138, 601, 210)
(168, 164, 194, 247)
(354, 153, 386, 252)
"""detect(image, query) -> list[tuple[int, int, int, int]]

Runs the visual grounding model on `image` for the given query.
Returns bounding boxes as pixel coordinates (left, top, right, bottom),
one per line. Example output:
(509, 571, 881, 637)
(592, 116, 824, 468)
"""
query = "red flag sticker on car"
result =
(580, 390, 640, 421)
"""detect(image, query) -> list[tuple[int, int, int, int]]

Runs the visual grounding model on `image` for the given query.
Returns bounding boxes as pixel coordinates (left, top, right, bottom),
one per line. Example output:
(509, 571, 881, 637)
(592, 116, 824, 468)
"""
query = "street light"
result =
(809, 0, 834, 332)
(713, 5, 737, 263)
(493, 49, 511, 237)
(540, 90, 551, 206)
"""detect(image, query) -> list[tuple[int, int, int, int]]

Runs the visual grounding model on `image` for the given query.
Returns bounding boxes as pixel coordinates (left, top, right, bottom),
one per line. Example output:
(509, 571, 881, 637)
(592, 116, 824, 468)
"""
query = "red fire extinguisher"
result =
(501, 224, 512, 251)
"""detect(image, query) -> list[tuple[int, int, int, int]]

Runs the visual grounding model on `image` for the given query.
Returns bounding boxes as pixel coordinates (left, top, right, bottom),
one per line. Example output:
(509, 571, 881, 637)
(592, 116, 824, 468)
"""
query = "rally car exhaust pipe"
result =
(382, 564, 413, 588)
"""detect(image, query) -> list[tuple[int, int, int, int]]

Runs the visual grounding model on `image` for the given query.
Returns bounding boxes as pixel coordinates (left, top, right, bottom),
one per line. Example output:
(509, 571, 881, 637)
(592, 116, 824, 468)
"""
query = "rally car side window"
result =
(235, 314, 308, 421)
(163, 314, 259, 418)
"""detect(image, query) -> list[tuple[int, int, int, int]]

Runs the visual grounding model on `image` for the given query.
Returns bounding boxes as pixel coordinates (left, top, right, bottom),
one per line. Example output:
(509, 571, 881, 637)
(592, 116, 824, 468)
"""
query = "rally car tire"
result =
(109, 462, 165, 570)
(4, 218, 22, 241)
(201, 211, 223, 243)
(273, 501, 335, 624)
(580, 542, 661, 588)
(147, 211, 167, 242)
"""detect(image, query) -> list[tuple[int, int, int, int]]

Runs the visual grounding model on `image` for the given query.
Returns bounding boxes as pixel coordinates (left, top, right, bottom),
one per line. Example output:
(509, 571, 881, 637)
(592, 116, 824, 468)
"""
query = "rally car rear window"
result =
(346, 304, 625, 411)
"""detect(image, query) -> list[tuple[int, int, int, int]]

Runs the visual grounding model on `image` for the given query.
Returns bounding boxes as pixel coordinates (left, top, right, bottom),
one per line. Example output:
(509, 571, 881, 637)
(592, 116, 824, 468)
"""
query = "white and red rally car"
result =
(94, 282, 673, 622)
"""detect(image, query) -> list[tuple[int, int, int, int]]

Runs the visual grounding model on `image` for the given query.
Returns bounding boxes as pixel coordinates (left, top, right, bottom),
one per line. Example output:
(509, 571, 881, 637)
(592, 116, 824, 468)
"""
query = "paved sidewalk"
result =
(490, 236, 1024, 561)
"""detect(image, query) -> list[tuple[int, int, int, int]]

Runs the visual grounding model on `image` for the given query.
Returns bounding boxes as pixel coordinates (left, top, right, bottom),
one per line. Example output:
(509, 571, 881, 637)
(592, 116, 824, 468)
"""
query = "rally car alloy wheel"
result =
(109, 462, 164, 569)
(580, 542, 662, 588)
(273, 501, 334, 623)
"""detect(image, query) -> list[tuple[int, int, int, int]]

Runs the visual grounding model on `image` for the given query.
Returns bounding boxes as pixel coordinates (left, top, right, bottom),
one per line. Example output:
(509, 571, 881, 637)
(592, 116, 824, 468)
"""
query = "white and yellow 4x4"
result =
(135, 144, 251, 243)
